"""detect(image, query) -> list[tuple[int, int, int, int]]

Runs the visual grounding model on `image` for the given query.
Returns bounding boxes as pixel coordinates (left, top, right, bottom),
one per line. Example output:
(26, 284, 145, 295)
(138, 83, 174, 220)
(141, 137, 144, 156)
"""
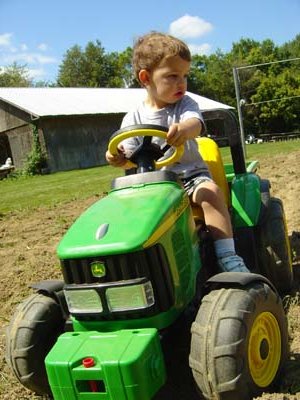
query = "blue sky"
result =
(0, 0, 299, 83)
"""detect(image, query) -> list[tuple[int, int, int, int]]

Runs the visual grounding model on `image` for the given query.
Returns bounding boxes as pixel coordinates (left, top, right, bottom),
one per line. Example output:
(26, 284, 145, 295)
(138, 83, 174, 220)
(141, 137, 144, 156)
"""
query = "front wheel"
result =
(6, 292, 65, 395)
(189, 282, 288, 400)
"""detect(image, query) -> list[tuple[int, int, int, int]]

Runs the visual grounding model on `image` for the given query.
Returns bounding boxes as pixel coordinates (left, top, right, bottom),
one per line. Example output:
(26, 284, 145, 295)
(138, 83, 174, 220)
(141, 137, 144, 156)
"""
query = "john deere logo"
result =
(91, 261, 106, 278)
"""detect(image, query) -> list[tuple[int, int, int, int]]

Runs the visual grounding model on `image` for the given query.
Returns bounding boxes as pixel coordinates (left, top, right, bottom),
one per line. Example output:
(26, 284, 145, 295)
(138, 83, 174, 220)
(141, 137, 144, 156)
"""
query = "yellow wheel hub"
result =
(248, 311, 281, 387)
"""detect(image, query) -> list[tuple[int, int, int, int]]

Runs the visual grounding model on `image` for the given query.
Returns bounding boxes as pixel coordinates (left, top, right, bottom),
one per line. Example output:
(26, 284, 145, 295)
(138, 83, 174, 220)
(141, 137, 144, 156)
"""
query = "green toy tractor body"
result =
(45, 171, 200, 399)
(6, 111, 293, 400)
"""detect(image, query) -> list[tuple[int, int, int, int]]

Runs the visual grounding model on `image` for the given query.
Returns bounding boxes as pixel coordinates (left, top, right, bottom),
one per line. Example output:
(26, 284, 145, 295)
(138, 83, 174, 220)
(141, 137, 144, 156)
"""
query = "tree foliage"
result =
(58, 40, 128, 87)
(0, 62, 32, 87)
(23, 125, 47, 175)
(189, 51, 236, 106)
(188, 35, 300, 136)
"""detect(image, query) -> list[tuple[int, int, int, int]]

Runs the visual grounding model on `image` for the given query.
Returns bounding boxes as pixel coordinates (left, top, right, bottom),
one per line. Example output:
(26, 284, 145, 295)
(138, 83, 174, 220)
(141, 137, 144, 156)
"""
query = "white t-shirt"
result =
(120, 95, 210, 179)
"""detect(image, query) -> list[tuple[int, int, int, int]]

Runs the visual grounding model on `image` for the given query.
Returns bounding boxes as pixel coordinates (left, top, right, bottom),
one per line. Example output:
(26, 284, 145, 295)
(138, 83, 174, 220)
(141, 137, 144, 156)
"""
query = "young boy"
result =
(106, 32, 249, 273)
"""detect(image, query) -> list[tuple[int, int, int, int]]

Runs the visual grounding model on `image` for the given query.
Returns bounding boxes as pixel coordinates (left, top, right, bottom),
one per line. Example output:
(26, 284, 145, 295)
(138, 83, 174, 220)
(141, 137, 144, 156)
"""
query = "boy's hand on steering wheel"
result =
(167, 123, 187, 147)
(167, 119, 202, 147)
(106, 145, 127, 167)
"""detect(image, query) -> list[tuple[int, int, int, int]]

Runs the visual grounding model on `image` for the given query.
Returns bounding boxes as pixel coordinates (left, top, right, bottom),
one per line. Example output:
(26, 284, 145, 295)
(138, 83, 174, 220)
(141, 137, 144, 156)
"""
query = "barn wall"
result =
(0, 101, 41, 168)
(0, 100, 234, 173)
(0, 133, 12, 165)
(0, 101, 32, 132)
(6, 125, 34, 169)
(40, 114, 124, 172)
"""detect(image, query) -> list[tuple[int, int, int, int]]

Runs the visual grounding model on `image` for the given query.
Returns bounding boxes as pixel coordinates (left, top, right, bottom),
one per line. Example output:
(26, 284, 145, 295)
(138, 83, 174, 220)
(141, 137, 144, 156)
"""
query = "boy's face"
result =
(140, 55, 190, 109)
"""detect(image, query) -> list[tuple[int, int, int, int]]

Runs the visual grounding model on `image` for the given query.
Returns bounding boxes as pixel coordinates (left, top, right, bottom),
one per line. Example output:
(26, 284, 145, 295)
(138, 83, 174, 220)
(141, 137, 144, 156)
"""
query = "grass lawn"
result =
(0, 165, 119, 214)
(220, 138, 300, 163)
(1, 139, 300, 215)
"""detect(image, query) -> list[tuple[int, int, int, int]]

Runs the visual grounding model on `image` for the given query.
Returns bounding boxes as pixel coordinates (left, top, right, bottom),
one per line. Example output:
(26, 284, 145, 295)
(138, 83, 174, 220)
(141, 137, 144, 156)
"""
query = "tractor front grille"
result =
(60, 244, 174, 317)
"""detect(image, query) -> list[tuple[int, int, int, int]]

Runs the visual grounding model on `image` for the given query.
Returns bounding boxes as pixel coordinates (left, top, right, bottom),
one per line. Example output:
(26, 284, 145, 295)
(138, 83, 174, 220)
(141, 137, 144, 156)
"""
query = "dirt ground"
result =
(0, 149, 300, 400)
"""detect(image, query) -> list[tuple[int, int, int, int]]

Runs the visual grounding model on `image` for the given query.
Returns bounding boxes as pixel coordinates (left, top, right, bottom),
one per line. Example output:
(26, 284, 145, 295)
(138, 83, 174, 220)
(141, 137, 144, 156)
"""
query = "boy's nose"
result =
(177, 75, 187, 86)
(177, 78, 186, 90)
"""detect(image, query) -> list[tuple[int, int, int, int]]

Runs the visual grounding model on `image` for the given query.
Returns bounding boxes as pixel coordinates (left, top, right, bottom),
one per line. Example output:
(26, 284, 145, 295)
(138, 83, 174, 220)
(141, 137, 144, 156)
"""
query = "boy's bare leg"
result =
(192, 181, 232, 240)
(192, 181, 249, 272)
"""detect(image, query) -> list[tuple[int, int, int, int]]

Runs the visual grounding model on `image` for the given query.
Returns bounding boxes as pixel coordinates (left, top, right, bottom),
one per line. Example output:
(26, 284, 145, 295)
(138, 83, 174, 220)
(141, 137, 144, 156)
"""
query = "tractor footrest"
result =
(45, 329, 165, 400)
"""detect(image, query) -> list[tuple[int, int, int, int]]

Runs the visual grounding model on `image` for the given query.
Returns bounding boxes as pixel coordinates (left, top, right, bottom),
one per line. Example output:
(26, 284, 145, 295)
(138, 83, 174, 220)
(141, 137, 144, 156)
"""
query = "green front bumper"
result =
(45, 329, 165, 400)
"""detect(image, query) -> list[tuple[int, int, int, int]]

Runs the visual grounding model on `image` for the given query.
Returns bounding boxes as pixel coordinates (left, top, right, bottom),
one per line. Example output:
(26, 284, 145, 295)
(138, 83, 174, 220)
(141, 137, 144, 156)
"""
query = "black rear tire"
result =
(6, 293, 65, 395)
(258, 197, 293, 293)
(189, 282, 288, 400)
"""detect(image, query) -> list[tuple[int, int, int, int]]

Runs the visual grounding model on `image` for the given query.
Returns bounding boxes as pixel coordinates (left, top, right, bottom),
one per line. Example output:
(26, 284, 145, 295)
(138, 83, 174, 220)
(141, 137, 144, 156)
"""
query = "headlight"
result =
(106, 281, 154, 312)
(64, 288, 103, 314)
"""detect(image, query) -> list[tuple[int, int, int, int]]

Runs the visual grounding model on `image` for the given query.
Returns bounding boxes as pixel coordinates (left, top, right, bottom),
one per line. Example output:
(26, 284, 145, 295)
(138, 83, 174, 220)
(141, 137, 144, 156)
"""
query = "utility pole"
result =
(233, 66, 246, 159)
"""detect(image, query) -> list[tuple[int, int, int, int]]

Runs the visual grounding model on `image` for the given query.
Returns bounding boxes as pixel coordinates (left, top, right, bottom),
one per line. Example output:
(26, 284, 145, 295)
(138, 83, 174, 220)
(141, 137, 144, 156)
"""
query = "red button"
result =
(82, 357, 95, 368)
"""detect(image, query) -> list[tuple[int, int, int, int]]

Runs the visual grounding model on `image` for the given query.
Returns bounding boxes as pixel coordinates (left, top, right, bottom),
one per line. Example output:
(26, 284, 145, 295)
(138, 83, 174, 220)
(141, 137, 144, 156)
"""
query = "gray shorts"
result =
(181, 173, 213, 196)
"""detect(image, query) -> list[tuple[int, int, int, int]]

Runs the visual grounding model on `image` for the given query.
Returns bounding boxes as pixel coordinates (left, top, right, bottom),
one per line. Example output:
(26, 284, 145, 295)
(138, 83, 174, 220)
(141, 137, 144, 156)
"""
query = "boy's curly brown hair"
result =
(132, 32, 191, 83)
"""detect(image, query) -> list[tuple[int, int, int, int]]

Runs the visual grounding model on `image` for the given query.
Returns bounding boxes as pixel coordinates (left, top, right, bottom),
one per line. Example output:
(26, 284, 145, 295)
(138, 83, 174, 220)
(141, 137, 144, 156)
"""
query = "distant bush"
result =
(23, 125, 47, 175)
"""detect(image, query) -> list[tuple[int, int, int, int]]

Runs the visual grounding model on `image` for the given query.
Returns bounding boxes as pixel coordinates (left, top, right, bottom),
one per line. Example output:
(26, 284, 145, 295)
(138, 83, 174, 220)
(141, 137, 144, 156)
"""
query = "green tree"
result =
(229, 37, 300, 136)
(231, 38, 260, 59)
(0, 62, 32, 87)
(231, 39, 280, 135)
(188, 35, 300, 136)
(251, 69, 300, 134)
(57, 45, 83, 86)
(57, 40, 125, 87)
(279, 34, 300, 59)
(117, 46, 140, 88)
(189, 51, 236, 106)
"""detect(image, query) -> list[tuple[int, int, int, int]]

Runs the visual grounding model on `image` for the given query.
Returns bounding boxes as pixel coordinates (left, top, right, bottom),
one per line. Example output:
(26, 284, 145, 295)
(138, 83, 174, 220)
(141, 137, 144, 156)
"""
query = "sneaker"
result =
(218, 254, 250, 273)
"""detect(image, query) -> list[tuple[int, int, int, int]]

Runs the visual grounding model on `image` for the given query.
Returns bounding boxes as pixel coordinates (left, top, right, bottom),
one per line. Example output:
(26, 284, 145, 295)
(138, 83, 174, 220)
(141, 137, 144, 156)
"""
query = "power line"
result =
(235, 57, 300, 71)
(244, 95, 300, 107)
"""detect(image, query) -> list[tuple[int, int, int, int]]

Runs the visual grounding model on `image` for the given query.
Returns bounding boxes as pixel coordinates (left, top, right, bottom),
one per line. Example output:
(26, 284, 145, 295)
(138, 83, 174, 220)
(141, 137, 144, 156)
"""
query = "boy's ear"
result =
(138, 69, 150, 86)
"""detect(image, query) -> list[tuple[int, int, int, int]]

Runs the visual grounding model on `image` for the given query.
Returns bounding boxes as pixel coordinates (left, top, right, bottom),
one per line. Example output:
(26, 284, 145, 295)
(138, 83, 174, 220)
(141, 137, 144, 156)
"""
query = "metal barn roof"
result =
(0, 87, 232, 118)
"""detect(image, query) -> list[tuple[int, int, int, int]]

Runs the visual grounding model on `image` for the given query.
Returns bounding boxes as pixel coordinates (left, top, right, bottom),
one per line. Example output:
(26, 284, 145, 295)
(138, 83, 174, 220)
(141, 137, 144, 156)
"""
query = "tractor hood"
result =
(57, 181, 187, 259)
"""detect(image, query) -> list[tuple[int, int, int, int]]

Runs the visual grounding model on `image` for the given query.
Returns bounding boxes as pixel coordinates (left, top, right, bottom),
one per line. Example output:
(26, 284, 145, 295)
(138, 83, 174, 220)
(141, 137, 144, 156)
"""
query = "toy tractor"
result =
(6, 109, 293, 400)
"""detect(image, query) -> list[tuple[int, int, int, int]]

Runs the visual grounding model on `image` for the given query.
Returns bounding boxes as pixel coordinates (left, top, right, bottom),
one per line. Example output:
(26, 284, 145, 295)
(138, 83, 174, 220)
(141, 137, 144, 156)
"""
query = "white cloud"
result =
(2, 52, 57, 65)
(28, 67, 46, 79)
(169, 15, 213, 39)
(188, 43, 212, 55)
(36, 54, 56, 64)
(37, 43, 48, 51)
(0, 33, 13, 47)
(20, 43, 28, 51)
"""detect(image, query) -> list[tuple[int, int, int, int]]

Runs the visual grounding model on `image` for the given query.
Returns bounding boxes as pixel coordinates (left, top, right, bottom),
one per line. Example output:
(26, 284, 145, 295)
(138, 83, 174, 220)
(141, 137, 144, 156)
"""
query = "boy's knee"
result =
(192, 181, 224, 205)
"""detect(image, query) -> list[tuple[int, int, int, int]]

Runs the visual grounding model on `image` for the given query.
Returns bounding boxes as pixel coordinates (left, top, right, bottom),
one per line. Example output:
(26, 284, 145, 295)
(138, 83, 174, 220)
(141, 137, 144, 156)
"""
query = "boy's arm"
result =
(167, 118, 203, 147)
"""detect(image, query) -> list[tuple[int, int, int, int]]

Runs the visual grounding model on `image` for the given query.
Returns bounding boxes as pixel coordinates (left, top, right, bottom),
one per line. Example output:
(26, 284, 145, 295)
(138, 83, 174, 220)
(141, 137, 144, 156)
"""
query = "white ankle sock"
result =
(214, 238, 236, 259)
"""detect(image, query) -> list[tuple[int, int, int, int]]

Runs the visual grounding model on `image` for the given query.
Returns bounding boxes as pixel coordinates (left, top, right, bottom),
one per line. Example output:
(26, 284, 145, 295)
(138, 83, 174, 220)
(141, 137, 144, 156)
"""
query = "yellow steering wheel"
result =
(108, 124, 184, 169)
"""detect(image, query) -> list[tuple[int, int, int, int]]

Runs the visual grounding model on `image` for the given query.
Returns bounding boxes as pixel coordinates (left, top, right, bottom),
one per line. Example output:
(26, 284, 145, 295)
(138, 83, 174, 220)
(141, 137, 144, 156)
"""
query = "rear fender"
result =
(258, 179, 271, 222)
(204, 272, 277, 294)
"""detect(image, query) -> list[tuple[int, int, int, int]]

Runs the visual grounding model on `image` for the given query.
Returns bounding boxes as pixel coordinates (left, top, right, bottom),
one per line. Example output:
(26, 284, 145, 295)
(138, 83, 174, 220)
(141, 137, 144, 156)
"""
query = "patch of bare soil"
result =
(0, 150, 300, 400)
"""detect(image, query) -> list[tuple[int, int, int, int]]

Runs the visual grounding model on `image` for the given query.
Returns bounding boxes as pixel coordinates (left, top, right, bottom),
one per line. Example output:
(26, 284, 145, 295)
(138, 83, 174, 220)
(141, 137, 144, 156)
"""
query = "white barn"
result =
(0, 88, 232, 172)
